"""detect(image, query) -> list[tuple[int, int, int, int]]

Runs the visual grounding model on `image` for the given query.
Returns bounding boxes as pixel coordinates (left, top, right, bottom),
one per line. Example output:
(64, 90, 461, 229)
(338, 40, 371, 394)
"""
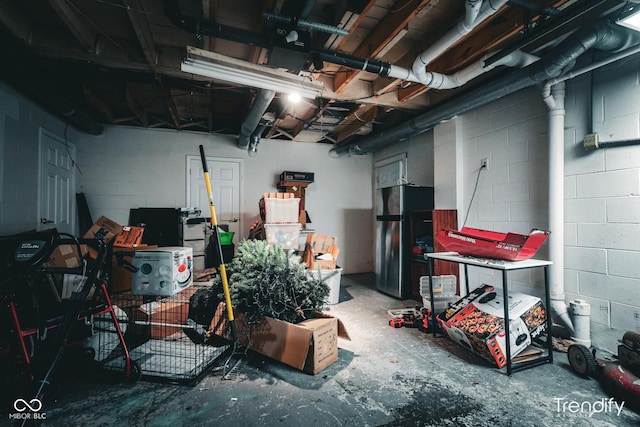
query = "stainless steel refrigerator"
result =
(375, 185, 433, 298)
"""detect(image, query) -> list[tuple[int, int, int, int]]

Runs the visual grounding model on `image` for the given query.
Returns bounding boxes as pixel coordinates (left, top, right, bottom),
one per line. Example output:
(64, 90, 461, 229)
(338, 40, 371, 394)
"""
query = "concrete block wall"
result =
(434, 54, 640, 351)
(372, 131, 434, 187)
(563, 56, 640, 350)
(452, 86, 550, 299)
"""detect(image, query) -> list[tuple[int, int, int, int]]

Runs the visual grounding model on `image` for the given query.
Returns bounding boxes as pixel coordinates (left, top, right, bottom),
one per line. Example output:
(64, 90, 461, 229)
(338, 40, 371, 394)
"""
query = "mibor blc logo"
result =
(8, 398, 47, 420)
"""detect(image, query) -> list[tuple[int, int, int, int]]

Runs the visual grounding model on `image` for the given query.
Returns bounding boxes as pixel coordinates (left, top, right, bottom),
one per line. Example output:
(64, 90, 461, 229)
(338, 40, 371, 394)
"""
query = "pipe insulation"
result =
(329, 20, 640, 156)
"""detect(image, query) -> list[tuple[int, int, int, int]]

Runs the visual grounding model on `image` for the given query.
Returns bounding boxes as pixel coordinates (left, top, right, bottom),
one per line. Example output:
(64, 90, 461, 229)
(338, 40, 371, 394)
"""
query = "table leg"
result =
(502, 270, 512, 376)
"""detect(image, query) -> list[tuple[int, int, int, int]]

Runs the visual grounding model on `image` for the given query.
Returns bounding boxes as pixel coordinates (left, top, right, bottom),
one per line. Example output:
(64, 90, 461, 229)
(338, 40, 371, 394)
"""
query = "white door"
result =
(187, 156, 242, 243)
(38, 128, 76, 235)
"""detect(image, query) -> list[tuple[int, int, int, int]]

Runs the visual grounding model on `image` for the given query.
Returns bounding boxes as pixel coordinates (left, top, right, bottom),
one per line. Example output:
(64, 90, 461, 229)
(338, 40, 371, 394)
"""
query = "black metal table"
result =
(425, 251, 554, 375)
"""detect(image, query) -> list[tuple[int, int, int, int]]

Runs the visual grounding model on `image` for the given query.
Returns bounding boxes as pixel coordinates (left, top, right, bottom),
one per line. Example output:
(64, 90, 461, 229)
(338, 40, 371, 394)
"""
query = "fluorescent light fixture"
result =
(617, 5, 640, 32)
(181, 46, 323, 99)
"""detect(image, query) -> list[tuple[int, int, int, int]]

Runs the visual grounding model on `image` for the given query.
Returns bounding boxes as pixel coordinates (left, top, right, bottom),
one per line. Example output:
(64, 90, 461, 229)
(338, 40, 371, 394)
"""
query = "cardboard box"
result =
(137, 287, 197, 339)
(114, 226, 145, 248)
(111, 245, 157, 293)
(280, 171, 314, 182)
(303, 234, 339, 270)
(44, 243, 88, 268)
(437, 284, 547, 368)
(211, 303, 350, 374)
(131, 246, 193, 296)
(83, 216, 123, 243)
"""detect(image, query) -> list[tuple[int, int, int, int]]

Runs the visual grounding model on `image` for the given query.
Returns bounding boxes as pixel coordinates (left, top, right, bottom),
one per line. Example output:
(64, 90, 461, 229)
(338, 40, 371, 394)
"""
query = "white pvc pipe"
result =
(426, 50, 540, 90)
(570, 299, 591, 346)
(411, 0, 509, 83)
(387, 0, 515, 88)
(546, 81, 575, 335)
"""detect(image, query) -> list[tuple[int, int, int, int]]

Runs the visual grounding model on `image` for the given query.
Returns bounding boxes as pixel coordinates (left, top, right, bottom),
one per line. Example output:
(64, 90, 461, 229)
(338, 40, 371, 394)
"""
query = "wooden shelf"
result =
(277, 180, 312, 210)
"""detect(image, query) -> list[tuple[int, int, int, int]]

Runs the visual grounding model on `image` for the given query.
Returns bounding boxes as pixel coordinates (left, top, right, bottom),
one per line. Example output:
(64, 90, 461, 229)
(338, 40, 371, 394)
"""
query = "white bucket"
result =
(309, 267, 342, 304)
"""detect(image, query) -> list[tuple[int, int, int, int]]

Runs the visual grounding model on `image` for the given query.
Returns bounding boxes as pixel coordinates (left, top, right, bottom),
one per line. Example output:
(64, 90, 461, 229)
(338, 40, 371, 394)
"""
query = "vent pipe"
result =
(545, 81, 573, 334)
(238, 89, 276, 150)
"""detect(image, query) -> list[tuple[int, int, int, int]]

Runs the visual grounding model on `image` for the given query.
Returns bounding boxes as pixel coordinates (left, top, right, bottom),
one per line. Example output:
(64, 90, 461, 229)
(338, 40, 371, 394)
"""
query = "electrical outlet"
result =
(481, 158, 489, 170)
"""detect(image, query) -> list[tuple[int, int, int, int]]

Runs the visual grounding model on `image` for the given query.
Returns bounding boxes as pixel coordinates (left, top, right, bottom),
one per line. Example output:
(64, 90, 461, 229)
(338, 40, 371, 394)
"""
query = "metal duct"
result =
(238, 89, 276, 149)
(329, 20, 640, 156)
(248, 121, 271, 157)
(163, 0, 270, 49)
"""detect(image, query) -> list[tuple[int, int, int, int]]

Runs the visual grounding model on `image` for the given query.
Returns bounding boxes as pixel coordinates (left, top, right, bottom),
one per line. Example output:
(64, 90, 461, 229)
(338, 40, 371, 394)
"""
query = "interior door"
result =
(38, 128, 75, 235)
(187, 156, 241, 243)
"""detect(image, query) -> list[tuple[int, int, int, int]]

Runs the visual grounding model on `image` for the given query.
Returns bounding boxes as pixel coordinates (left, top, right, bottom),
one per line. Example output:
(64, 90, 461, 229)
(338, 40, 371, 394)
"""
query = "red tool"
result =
(568, 331, 640, 410)
(389, 318, 405, 328)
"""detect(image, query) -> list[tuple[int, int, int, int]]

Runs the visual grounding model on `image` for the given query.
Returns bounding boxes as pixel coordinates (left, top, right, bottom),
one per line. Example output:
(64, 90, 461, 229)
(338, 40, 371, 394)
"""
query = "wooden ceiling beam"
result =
(126, 85, 148, 127)
(333, 0, 431, 93)
(323, 0, 377, 52)
(0, 1, 33, 43)
(48, 0, 98, 52)
(163, 87, 181, 130)
(124, 0, 158, 66)
(83, 86, 114, 123)
(331, 104, 378, 143)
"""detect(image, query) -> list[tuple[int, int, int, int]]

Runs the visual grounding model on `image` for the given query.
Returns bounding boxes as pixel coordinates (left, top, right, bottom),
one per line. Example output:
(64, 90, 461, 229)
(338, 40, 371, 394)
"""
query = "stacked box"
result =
(260, 194, 301, 250)
(279, 171, 314, 182)
(303, 234, 340, 270)
(264, 224, 301, 250)
(260, 198, 301, 223)
(44, 216, 123, 268)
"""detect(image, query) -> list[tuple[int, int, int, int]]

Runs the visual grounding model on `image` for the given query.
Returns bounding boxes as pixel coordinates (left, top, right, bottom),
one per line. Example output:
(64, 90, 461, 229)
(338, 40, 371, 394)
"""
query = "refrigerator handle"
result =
(376, 215, 403, 221)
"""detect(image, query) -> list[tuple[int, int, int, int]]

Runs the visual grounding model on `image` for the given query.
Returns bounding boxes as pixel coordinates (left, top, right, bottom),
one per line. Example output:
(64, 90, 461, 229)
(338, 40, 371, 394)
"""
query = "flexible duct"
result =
(238, 89, 275, 149)
(329, 20, 640, 156)
(163, 0, 270, 49)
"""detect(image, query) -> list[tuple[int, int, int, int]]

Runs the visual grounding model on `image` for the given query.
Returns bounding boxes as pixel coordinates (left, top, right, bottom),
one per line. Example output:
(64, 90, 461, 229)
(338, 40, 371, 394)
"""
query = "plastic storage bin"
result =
(420, 275, 457, 314)
(260, 198, 300, 223)
(309, 267, 342, 305)
(265, 224, 301, 250)
(419, 275, 457, 295)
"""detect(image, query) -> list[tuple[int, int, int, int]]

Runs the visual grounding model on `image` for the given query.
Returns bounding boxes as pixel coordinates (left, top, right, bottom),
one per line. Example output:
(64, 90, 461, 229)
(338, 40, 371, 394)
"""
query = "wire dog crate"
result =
(91, 283, 228, 383)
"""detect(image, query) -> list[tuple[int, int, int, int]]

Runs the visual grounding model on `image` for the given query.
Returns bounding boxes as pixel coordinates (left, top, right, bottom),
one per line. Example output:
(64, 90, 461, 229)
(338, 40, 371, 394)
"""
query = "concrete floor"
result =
(4, 273, 640, 426)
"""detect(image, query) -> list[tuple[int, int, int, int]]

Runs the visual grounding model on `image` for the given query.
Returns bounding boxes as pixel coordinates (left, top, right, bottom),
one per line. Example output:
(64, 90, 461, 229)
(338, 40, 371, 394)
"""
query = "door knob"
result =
(40, 218, 54, 224)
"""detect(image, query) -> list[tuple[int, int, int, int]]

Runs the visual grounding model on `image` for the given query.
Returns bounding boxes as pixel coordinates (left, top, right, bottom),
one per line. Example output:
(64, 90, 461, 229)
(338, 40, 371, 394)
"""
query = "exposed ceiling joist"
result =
(124, 0, 158, 66)
(126, 84, 148, 127)
(48, 0, 98, 52)
(331, 104, 378, 142)
(333, 0, 431, 93)
(0, 0, 625, 146)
